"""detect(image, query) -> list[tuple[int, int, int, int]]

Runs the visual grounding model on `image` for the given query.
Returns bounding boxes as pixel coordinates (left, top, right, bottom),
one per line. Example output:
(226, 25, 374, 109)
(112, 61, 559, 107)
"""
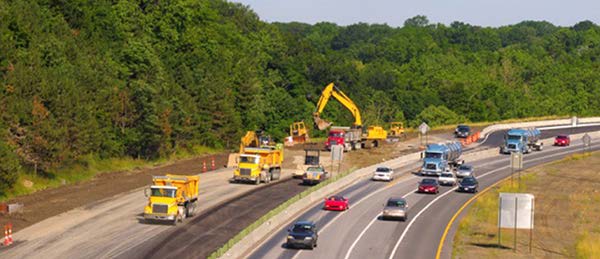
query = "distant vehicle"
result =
(438, 171, 457, 186)
(372, 166, 394, 182)
(554, 135, 570, 146)
(457, 177, 479, 193)
(500, 128, 543, 154)
(421, 142, 463, 176)
(454, 125, 471, 138)
(382, 197, 408, 221)
(418, 178, 440, 194)
(456, 164, 474, 178)
(287, 221, 318, 249)
(323, 195, 349, 211)
(302, 166, 329, 185)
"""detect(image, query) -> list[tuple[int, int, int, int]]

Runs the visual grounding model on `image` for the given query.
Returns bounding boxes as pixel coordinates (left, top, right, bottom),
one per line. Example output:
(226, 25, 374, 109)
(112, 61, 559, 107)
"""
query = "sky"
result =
(232, 0, 600, 27)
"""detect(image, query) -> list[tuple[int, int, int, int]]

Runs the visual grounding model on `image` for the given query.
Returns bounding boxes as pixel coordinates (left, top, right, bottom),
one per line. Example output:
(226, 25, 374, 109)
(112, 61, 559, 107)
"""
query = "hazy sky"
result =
(232, 0, 599, 27)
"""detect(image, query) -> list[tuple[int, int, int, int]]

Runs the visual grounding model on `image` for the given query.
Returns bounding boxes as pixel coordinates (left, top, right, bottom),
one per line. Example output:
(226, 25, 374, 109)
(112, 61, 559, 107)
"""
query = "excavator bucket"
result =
(313, 113, 332, 130)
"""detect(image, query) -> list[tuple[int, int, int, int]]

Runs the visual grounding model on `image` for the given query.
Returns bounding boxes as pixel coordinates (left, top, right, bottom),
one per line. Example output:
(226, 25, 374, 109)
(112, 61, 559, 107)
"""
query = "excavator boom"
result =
(313, 83, 362, 130)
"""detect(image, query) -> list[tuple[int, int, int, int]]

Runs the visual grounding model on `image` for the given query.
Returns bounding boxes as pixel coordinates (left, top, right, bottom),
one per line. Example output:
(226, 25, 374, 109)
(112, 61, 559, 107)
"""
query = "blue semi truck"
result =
(420, 142, 463, 176)
(500, 128, 543, 154)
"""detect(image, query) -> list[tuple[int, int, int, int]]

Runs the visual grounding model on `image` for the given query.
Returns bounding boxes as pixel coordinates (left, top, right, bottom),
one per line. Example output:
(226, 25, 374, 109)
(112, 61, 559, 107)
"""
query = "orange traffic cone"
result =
(6, 224, 12, 245)
(202, 161, 207, 173)
(211, 157, 216, 170)
(3, 224, 10, 246)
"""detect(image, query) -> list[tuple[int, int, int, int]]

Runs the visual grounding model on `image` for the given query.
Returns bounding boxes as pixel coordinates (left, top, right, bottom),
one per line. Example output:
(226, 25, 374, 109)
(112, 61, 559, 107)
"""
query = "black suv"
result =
(286, 221, 318, 249)
(454, 125, 471, 138)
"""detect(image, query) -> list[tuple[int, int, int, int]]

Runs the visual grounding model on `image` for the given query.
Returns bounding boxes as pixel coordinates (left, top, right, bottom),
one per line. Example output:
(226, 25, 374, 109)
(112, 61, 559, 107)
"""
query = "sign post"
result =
(582, 133, 592, 154)
(499, 193, 535, 253)
(418, 122, 430, 146)
(331, 144, 344, 177)
(510, 152, 523, 188)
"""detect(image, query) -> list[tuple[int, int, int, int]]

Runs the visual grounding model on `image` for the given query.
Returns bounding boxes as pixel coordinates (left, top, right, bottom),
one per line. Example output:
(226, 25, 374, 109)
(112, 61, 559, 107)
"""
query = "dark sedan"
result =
(457, 177, 479, 193)
(286, 221, 318, 249)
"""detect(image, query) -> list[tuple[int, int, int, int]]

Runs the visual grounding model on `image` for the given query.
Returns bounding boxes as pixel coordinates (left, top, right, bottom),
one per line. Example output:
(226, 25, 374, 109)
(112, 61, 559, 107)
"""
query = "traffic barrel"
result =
(211, 157, 216, 170)
(202, 161, 207, 173)
(3, 224, 11, 246)
(7, 223, 12, 245)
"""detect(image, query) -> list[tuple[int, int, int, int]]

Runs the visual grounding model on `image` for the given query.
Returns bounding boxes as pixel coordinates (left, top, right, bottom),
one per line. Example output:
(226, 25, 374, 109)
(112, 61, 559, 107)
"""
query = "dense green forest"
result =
(1, 0, 600, 190)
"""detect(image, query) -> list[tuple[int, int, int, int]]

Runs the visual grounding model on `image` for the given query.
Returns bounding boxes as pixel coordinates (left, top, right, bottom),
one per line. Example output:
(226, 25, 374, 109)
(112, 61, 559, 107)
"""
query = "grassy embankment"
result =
(453, 152, 600, 258)
(2, 145, 220, 201)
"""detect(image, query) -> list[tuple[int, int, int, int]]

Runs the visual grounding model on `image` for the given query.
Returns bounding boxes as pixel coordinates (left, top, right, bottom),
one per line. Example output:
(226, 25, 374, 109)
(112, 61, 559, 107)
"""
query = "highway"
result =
(249, 127, 600, 259)
(1, 125, 598, 258)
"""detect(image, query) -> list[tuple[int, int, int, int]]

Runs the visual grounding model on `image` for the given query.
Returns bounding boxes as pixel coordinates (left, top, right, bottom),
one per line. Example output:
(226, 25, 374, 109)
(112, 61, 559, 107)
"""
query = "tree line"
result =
(1, 1, 599, 190)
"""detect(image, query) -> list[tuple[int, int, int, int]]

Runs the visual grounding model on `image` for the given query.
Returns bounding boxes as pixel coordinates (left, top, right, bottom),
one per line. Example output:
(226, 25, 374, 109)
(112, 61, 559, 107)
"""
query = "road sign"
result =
(510, 152, 523, 170)
(418, 122, 430, 135)
(331, 144, 344, 162)
(499, 193, 535, 229)
(582, 133, 591, 147)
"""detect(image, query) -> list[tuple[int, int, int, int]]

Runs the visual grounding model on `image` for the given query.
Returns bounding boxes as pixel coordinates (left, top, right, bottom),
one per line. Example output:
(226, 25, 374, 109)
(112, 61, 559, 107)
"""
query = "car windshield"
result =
(461, 178, 477, 184)
(421, 178, 437, 184)
(328, 196, 345, 201)
(441, 173, 453, 178)
(307, 167, 324, 172)
(292, 224, 313, 233)
(457, 126, 470, 132)
(425, 152, 442, 159)
(458, 165, 472, 171)
(556, 135, 568, 139)
(151, 188, 176, 198)
(387, 199, 406, 207)
(376, 167, 391, 172)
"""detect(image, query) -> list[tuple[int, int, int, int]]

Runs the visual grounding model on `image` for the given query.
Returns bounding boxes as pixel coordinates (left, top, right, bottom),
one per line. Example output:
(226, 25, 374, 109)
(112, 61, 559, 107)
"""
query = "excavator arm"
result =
(313, 83, 362, 130)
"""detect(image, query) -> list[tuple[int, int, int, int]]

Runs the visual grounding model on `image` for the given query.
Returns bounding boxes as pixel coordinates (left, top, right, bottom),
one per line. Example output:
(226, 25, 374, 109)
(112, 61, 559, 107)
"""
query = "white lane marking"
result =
(343, 191, 413, 259)
(290, 169, 418, 259)
(387, 141, 597, 259)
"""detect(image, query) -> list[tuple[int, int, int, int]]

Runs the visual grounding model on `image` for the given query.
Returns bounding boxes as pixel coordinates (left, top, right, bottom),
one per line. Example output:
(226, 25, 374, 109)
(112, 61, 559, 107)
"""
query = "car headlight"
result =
(305, 237, 313, 240)
(287, 235, 294, 239)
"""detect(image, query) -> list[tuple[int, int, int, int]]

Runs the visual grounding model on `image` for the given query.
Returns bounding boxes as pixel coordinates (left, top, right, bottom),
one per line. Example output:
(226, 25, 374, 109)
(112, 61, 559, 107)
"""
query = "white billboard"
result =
(498, 193, 534, 229)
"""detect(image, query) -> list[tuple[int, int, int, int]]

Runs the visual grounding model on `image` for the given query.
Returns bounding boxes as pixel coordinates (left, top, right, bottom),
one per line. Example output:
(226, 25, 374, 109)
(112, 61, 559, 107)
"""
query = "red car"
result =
(554, 135, 570, 146)
(418, 178, 439, 194)
(323, 195, 349, 211)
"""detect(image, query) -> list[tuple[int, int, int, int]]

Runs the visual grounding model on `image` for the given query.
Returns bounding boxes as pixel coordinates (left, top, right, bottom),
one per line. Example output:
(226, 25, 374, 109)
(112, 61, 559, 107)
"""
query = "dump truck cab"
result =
(143, 174, 199, 224)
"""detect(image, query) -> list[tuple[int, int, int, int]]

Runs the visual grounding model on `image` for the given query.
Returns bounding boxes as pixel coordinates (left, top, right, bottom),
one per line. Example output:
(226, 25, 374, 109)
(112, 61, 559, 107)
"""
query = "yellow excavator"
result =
(313, 83, 387, 150)
(289, 121, 309, 144)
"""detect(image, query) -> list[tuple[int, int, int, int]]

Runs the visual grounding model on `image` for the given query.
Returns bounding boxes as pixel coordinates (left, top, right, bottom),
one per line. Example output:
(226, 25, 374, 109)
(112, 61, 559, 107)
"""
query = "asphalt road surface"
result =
(249, 129, 600, 259)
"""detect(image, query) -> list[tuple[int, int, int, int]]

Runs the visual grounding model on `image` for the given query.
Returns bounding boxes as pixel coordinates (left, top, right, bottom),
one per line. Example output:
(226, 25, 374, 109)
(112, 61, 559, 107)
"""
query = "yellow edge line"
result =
(434, 176, 512, 259)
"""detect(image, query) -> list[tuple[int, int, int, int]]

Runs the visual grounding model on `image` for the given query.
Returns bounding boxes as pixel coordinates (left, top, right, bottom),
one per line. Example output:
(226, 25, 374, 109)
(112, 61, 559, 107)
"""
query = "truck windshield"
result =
(425, 152, 442, 159)
(240, 156, 258, 164)
(329, 132, 343, 138)
(151, 188, 176, 198)
(507, 135, 521, 140)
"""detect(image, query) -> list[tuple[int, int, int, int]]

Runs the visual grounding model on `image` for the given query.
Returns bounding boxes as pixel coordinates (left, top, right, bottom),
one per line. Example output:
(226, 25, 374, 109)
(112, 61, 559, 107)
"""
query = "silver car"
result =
(456, 164, 474, 178)
(382, 197, 408, 221)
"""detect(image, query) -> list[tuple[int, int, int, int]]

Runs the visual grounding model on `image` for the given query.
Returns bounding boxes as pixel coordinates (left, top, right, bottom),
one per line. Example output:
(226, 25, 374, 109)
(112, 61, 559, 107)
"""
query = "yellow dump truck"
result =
(232, 146, 283, 185)
(143, 174, 199, 224)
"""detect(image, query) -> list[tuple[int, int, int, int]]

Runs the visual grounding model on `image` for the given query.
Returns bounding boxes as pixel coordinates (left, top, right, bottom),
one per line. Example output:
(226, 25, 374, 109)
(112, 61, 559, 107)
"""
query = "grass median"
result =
(453, 151, 600, 258)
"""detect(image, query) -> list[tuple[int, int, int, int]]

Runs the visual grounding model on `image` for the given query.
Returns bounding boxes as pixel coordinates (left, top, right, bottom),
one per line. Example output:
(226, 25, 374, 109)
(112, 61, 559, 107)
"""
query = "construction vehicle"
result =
(232, 145, 283, 185)
(420, 142, 464, 176)
(294, 143, 321, 178)
(500, 128, 543, 154)
(290, 121, 310, 144)
(143, 174, 199, 224)
(388, 122, 406, 139)
(229, 130, 275, 168)
(302, 165, 329, 185)
(313, 83, 387, 150)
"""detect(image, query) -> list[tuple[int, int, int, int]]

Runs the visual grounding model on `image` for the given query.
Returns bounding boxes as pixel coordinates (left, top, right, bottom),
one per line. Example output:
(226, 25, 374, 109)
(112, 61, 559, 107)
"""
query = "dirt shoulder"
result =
(453, 152, 600, 258)
(0, 131, 450, 234)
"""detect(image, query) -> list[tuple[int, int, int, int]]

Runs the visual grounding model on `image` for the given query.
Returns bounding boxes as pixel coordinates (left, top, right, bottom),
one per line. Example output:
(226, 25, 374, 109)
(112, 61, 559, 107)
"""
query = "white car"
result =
(438, 171, 457, 186)
(372, 167, 394, 181)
